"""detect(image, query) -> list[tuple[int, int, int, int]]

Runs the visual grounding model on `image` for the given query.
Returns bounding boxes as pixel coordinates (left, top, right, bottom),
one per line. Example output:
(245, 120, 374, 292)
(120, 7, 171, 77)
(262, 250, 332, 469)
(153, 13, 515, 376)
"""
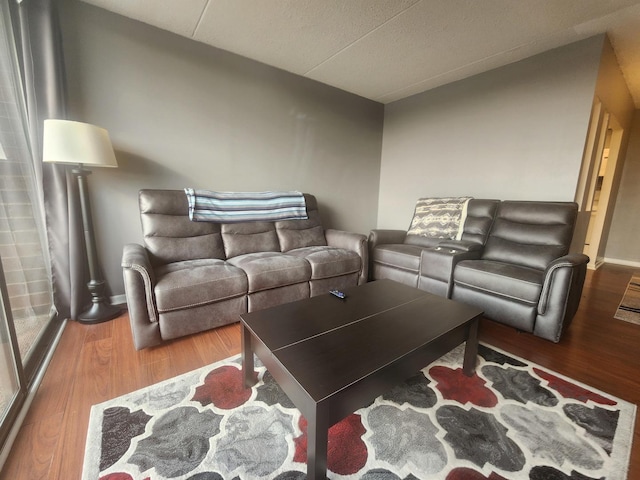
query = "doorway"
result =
(575, 99, 624, 269)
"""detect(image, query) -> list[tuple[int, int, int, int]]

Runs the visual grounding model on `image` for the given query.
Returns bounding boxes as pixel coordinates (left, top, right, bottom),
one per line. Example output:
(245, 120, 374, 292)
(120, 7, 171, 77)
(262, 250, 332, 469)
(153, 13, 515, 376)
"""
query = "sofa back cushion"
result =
(221, 222, 280, 258)
(139, 189, 225, 266)
(482, 201, 578, 270)
(276, 194, 327, 252)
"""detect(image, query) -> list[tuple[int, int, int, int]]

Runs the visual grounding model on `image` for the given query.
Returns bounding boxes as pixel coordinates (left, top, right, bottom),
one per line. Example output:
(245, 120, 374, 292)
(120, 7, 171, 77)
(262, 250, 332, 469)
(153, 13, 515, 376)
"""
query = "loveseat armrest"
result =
(534, 253, 589, 342)
(122, 243, 162, 349)
(419, 246, 483, 298)
(435, 239, 484, 253)
(368, 229, 407, 250)
(325, 229, 369, 285)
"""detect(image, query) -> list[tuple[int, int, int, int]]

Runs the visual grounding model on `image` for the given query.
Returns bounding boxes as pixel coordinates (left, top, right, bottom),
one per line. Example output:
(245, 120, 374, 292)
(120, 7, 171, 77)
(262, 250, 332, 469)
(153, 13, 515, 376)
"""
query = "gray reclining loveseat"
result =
(122, 189, 368, 350)
(370, 198, 589, 342)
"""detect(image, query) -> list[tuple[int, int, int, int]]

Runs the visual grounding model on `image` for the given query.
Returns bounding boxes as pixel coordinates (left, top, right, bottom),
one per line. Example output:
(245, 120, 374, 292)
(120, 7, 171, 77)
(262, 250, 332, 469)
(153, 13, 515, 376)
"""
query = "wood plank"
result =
(48, 336, 113, 478)
(1, 263, 638, 479)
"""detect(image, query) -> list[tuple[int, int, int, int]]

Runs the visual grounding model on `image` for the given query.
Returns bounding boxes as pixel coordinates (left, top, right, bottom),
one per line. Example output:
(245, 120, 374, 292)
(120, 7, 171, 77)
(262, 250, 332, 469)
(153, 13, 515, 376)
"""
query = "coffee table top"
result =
(241, 279, 483, 402)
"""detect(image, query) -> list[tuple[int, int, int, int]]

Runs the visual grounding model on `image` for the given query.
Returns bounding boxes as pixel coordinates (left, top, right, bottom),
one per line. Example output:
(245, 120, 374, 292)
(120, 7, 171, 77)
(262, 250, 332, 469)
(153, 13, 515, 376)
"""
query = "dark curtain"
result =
(13, 0, 88, 320)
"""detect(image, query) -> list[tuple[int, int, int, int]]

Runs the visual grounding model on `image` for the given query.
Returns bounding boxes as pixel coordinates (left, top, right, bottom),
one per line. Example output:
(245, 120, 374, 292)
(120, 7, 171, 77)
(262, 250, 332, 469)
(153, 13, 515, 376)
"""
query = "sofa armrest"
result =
(368, 229, 407, 250)
(534, 253, 589, 342)
(121, 243, 162, 349)
(325, 229, 369, 285)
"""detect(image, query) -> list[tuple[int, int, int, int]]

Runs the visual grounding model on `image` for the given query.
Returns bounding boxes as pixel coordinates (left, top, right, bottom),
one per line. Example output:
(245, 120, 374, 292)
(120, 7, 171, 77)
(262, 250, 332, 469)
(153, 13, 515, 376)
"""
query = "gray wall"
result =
(60, 1, 384, 298)
(606, 110, 640, 263)
(377, 37, 604, 229)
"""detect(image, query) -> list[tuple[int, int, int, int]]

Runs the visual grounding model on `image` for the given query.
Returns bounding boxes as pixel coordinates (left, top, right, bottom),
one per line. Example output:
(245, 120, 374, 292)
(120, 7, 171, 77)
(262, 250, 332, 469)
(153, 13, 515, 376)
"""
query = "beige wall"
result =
(60, 1, 384, 298)
(377, 36, 604, 229)
(588, 37, 636, 263)
(606, 110, 640, 264)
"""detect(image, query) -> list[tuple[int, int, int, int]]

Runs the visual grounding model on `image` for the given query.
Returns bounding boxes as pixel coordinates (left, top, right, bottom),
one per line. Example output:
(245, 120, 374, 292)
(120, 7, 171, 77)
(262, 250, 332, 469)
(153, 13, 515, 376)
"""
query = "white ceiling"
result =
(80, 0, 640, 106)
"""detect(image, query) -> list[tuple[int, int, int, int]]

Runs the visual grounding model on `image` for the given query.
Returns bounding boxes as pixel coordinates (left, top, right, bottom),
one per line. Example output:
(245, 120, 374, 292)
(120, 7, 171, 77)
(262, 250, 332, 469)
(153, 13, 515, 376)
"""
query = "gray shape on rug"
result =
(482, 364, 559, 406)
(563, 403, 620, 454)
(213, 404, 296, 476)
(501, 403, 604, 470)
(436, 405, 526, 471)
(100, 406, 152, 471)
(366, 404, 447, 474)
(130, 406, 222, 477)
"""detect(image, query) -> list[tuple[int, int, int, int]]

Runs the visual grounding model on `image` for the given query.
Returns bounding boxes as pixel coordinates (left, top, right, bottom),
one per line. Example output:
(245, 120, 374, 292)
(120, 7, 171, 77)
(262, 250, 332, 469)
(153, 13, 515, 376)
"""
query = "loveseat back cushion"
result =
(276, 194, 327, 252)
(482, 201, 577, 271)
(222, 222, 280, 259)
(460, 199, 500, 245)
(139, 189, 225, 266)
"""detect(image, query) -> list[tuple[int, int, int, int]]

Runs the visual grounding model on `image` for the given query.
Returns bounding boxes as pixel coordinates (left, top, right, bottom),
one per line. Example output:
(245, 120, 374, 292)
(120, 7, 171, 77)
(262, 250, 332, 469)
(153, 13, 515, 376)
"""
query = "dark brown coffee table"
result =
(241, 279, 483, 480)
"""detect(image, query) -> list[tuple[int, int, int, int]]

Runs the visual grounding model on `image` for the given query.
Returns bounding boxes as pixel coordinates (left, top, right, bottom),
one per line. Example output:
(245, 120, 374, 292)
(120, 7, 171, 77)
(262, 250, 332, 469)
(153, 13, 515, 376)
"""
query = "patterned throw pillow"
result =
(407, 197, 472, 240)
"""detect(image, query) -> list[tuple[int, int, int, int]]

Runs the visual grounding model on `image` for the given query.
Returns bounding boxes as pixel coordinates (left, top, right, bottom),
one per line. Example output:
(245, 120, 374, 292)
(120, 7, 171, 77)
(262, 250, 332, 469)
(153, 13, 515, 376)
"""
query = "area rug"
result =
(614, 275, 640, 325)
(82, 343, 636, 480)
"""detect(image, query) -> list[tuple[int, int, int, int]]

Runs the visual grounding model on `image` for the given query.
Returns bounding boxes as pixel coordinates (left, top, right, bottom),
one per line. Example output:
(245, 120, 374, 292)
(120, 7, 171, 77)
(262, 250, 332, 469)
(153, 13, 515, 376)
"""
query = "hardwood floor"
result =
(1, 263, 638, 479)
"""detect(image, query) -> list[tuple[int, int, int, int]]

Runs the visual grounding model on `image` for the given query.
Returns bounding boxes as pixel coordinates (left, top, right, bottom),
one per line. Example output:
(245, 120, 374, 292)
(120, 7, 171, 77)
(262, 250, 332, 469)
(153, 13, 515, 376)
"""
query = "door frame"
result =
(574, 98, 625, 269)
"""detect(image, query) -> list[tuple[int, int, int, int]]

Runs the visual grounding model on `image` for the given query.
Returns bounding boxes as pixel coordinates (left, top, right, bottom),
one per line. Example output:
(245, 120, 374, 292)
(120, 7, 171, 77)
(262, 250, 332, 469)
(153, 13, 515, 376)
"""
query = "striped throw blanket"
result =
(184, 189, 308, 223)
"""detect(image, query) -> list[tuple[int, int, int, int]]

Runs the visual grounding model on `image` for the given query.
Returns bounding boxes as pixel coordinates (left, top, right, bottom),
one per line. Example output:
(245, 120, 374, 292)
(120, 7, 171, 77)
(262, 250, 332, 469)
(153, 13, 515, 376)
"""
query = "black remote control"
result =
(329, 289, 346, 299)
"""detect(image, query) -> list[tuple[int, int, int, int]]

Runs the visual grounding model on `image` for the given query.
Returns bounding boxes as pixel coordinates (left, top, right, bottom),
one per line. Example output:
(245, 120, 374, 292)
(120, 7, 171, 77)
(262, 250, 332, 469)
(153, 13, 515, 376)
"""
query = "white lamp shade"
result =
(43, 119, 118, 167)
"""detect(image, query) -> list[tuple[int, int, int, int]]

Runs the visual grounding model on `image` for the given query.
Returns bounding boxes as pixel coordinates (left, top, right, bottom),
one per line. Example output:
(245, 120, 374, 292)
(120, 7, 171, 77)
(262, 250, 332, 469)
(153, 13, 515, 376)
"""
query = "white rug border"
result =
(82, 342, 637, 480)
(485, 343, 637, 480)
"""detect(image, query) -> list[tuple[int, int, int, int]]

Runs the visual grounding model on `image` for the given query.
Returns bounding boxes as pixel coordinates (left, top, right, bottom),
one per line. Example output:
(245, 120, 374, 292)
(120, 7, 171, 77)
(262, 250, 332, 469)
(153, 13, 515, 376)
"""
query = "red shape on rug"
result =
(294, 414, 367, 475)
(100, 474, 150, 480)
(446, 467, 509, 480)
(192, 365, 256, 409)
(430, 366, 498, 407)
(534, 368, 616, 405)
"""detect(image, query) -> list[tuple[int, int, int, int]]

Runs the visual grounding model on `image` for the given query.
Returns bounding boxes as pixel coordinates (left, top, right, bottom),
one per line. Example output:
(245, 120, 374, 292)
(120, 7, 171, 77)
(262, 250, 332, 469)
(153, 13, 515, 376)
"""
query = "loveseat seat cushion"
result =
(454, 260, 543, 305)
(286, 246, 361, 279)
(227, 252, 311, 293)
(372, 244, 424, 272)
(154, 259, 247, 313)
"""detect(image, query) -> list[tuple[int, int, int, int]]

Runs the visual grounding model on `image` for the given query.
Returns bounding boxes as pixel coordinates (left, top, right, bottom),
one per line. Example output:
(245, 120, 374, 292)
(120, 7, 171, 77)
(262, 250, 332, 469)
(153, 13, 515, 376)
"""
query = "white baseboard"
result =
(110, 294, 127, 307)
(603, 258, 640, 269)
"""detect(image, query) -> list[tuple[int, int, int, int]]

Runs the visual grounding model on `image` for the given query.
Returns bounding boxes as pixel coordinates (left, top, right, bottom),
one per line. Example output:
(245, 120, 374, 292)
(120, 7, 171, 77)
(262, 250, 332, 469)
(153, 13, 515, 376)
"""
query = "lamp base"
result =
(78, 300, 122, 324)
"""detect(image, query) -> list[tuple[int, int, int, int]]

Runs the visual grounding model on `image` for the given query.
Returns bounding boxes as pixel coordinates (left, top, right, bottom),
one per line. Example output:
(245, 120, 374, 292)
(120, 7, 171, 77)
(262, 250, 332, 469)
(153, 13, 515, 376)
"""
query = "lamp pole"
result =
(73, 164, 121, 323)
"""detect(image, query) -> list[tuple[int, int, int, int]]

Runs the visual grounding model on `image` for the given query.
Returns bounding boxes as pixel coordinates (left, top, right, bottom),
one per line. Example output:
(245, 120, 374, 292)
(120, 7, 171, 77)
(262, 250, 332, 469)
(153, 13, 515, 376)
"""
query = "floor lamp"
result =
(43, 119, 122, 324)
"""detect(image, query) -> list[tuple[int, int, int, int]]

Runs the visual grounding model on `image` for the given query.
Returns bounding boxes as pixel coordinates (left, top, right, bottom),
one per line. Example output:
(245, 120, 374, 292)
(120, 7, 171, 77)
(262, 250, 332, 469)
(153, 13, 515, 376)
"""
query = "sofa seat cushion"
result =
(155, 259, 247, 313)
(454, 260, 543, 304)
(227, 252, 311, 293)
(372, 244, 423, 272)
(286, 246, 361, 280)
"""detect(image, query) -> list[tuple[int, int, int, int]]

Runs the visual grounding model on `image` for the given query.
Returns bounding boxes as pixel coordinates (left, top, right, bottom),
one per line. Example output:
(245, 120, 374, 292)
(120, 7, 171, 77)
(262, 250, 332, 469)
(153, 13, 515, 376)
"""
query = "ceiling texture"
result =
(79, 0, 640, 106)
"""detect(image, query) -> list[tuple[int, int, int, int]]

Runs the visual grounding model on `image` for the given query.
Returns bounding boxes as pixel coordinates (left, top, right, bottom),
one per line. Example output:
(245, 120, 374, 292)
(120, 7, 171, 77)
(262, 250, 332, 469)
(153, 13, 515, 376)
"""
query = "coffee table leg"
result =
(463, 317, 479, 376)
(241, 323, 256, 388)
(306, 408, 328, 480)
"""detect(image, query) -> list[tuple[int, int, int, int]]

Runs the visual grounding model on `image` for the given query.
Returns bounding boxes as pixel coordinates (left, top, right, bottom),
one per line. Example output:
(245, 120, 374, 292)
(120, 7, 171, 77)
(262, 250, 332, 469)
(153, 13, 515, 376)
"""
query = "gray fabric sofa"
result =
(122, 189, 368, 350)
(369, 199, 589, 342)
